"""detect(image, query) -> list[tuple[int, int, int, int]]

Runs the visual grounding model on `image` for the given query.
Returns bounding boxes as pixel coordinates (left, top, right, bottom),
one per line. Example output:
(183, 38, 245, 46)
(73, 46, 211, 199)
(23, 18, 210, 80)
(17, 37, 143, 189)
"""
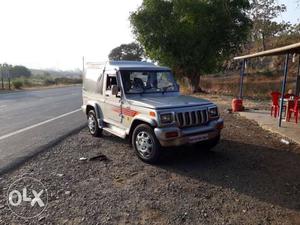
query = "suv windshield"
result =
(121, 70, 178, 94)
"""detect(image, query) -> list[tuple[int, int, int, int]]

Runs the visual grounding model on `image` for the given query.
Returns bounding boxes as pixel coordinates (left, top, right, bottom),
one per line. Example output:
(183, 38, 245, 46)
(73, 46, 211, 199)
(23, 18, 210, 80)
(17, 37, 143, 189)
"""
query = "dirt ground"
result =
(0, 95, 300, 225)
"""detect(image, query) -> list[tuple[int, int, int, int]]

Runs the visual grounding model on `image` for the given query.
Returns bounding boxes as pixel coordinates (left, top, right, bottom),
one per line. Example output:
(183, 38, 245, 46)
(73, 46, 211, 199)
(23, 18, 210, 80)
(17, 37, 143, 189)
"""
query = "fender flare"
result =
(86, 101, 102, 120)
(130, 114, 157, 129)
(127, 115, 158, 140)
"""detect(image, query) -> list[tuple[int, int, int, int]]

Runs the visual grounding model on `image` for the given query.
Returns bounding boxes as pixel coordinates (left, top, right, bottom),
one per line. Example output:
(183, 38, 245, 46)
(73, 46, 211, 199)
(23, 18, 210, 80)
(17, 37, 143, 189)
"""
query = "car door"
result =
(103, 73, 122, 124)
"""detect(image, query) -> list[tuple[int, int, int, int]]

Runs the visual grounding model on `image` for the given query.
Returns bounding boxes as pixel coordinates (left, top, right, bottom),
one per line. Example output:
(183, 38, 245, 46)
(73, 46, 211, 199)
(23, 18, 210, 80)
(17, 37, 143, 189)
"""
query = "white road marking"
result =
(0, 109, 81, 141)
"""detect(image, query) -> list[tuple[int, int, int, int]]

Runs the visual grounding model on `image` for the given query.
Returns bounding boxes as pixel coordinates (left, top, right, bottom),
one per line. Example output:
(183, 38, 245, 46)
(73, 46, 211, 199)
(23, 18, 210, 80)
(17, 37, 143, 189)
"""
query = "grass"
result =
(1, 76, 82, 90)
(200, 72, 297, 100)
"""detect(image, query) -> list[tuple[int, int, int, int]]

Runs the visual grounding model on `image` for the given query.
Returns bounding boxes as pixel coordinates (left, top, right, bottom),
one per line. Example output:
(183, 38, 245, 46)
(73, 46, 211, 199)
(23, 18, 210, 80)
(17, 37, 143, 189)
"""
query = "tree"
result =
(130, 0, 251, 92)
(250, 0, 287, 51)
(0, 63, 13, 78)
(108, 42, 144, 61)
(291, 23, 300, 35)
(9, 65, 32, 78)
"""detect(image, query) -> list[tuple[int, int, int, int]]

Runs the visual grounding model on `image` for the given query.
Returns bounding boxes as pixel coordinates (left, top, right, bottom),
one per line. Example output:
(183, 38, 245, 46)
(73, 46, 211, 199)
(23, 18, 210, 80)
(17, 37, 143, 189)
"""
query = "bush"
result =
(23, 78, 32, 87)
(43, 78, 56, 86)
(257, 70, 273, 77)
(12, 80, 23, 89)
(54, 77, 82, 85)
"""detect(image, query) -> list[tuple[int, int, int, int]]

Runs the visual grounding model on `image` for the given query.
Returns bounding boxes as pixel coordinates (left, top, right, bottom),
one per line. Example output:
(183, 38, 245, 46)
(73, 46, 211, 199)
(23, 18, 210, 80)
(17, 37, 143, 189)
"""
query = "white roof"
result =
(86, 60, 170, 71)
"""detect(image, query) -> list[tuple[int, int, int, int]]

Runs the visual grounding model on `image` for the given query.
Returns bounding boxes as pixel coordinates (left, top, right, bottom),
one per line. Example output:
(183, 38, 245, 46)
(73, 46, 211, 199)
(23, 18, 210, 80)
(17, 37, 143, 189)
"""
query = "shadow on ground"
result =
(159, 139, 300, 211)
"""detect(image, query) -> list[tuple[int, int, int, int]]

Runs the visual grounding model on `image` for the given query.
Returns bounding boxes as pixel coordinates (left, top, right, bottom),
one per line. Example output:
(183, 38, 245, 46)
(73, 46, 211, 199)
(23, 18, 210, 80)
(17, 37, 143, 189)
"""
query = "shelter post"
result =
(239, 59, 246, 99)
(278, 54, 289, 127)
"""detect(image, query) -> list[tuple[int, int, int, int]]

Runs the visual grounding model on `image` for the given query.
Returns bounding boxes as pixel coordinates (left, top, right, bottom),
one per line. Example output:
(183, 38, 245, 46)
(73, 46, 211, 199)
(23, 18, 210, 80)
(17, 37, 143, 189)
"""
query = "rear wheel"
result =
(87, 110, 102, 137)
(132, 124, 161, 163)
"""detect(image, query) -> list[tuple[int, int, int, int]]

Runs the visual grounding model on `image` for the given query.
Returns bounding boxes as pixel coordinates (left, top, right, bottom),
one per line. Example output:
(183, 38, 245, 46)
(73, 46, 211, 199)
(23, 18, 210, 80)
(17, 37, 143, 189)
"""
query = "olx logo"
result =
(7, 176, 48, 219)
(9, 187, 45, 207)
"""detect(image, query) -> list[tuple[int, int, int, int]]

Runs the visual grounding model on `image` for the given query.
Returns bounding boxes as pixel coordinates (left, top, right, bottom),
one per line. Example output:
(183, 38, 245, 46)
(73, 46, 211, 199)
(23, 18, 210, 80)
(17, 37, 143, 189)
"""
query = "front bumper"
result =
(154, 118, 224, 147)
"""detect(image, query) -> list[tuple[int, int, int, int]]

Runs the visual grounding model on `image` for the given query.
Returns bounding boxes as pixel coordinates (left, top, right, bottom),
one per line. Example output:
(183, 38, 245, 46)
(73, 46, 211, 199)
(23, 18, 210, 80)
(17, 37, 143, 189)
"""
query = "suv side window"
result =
(106, 75, 117, 91)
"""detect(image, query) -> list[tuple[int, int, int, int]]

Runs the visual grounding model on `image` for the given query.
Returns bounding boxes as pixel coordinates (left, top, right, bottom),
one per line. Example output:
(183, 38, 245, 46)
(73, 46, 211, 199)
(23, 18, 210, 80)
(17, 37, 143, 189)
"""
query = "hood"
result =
(126, 94, 212, 109)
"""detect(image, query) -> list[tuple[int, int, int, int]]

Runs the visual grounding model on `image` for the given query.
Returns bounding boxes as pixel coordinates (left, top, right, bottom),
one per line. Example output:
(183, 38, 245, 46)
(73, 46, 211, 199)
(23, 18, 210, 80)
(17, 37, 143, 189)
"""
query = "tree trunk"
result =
(185, 75, 202, 93)
(262, 33, 266, 51)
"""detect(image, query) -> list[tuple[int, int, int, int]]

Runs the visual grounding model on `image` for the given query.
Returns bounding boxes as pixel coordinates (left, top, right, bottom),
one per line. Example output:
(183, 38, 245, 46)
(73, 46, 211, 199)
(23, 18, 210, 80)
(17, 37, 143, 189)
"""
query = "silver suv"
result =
(82, 61, 223, 163)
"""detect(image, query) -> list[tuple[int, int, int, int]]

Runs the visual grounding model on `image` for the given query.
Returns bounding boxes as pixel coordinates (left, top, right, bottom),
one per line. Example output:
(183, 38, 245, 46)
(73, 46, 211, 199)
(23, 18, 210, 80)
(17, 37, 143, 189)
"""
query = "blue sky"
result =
(279, 0, 300, 24)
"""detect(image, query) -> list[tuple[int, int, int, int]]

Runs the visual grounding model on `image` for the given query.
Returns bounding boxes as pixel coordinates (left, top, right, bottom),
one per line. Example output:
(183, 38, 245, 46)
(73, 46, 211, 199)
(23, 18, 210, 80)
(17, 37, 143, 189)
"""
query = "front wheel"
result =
(87, 110, 103, 137)
(132, 124, 161, 164)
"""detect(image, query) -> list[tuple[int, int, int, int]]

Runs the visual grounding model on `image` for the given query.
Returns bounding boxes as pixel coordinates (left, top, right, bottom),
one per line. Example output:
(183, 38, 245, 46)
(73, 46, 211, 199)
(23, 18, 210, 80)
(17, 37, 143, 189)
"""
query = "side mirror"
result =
(111, 85, 119, 96)
(176, 83, 180, 91)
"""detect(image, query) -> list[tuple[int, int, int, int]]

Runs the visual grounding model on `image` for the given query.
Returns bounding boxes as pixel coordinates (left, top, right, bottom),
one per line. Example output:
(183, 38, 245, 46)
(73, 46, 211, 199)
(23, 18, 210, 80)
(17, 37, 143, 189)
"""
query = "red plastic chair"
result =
(287, 97, 299, 123)
(284, 93, 294, 99)
(271, 92, 281, 118)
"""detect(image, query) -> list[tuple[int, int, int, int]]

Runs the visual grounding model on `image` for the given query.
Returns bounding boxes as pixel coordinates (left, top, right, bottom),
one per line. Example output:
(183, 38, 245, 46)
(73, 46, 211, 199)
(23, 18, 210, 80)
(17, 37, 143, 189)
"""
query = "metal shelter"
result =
(234, 42, 300, 127)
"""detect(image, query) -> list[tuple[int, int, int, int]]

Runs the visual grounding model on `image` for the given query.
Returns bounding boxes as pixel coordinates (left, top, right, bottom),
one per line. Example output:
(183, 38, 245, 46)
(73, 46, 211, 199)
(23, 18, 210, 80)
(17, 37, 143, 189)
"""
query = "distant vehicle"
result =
(82, 61, 223, 163)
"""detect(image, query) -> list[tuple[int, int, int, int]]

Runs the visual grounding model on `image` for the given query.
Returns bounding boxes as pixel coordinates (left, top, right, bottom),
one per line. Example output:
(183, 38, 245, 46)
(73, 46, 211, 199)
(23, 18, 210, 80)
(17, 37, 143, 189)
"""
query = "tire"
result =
(132, 124, 161, 164)
(87, 110, 103, 137)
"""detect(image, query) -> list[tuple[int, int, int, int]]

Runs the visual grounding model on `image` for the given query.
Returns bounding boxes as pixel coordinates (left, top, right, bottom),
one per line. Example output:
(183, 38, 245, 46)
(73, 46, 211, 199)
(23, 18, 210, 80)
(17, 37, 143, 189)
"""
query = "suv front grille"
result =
(175, 109, 208, 128)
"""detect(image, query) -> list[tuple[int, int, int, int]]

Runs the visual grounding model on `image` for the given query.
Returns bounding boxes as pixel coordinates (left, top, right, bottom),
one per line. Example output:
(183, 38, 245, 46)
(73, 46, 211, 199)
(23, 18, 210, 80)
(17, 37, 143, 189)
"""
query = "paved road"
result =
(0, 86, 86, 174)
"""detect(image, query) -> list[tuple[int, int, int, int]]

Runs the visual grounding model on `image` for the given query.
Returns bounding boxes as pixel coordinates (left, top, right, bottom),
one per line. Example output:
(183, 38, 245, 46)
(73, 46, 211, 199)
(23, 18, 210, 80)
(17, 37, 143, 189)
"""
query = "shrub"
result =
(43, 78, 56, 86)
(23, 78, 32, 87)
(54, 77, 82, 85)
(12, 80, 23, 89)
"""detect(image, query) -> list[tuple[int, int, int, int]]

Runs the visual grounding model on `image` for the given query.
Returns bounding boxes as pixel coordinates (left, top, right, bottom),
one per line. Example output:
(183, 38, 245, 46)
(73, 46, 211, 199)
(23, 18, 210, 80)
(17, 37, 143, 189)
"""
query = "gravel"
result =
(0, 96, 300, 225)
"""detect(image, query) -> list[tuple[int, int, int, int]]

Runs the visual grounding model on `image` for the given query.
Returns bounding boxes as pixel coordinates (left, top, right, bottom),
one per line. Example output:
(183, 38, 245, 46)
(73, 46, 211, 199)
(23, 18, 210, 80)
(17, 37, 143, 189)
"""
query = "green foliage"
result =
(1, 63, 82, 90)
(257, 70, 273, 77)
(250, 0, 288, 50)
(43, 78, 56, 86)
(12, 79, 23, 89)
(108, 42, 144, 61)
(8, 76, 81, 90)
(130, 0, 252, 92)
(9, 65, 32, 78)
(0, 64, 31, 79)
(0, 63, 13, 78)
(54, 77, 82, 85)
(11, 77, 33, 89)
(22, 78, 32, 86)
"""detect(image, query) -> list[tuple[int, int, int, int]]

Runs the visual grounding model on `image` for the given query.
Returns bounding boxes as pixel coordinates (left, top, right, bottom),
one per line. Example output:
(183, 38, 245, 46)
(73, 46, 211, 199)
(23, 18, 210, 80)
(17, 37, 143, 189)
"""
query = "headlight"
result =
(208, 107, 219, 118)
(160, 113, 174, 124)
